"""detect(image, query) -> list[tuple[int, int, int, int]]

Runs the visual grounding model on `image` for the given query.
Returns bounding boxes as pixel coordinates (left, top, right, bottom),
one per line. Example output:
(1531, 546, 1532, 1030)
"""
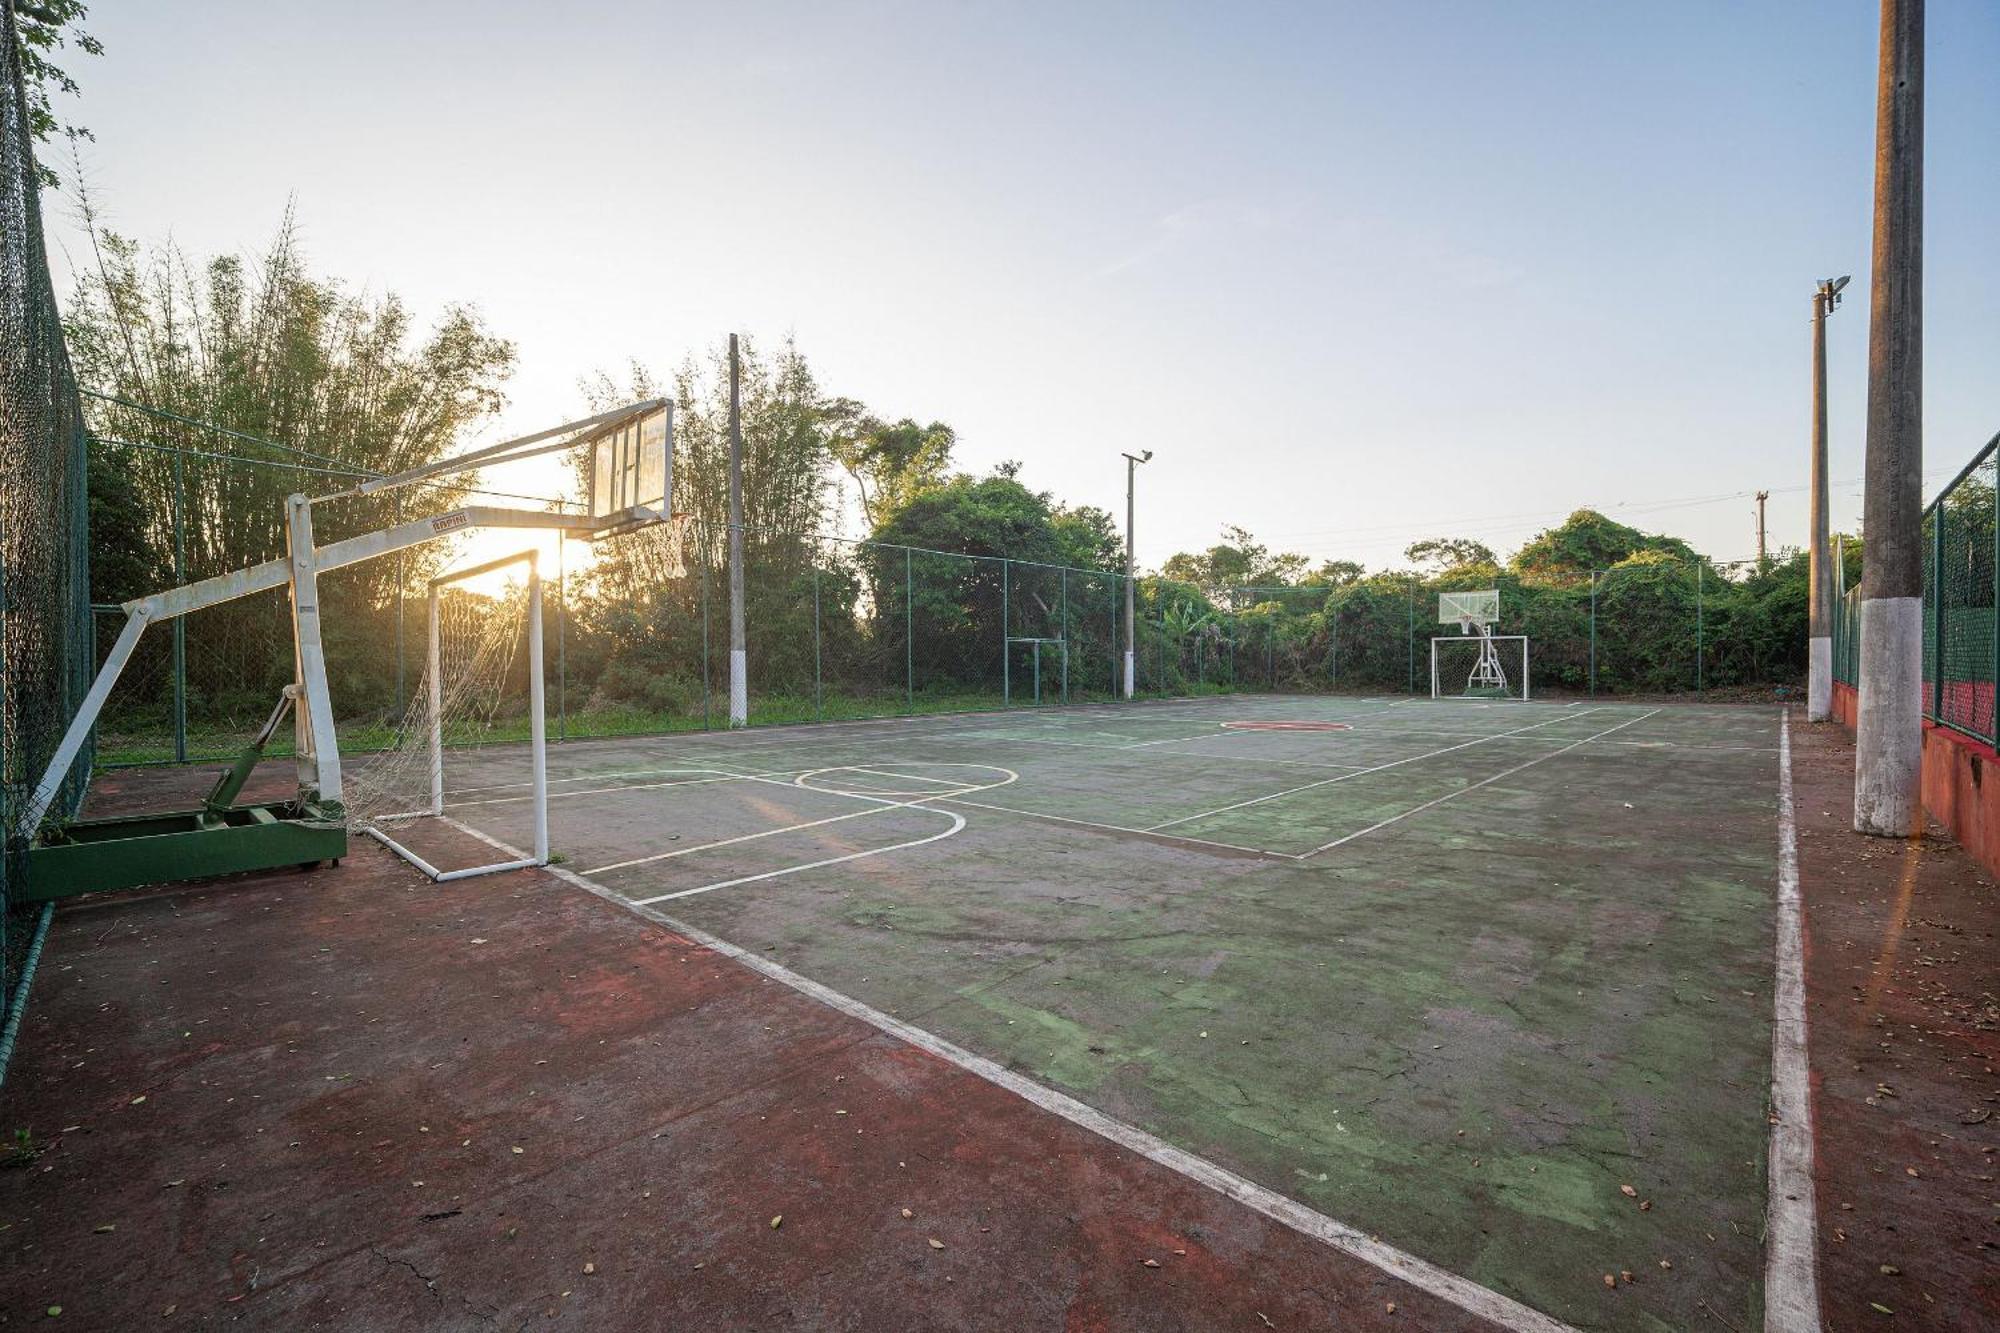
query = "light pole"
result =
(1122, 450, 1152, 698)
(1808, 274, 1849, 723)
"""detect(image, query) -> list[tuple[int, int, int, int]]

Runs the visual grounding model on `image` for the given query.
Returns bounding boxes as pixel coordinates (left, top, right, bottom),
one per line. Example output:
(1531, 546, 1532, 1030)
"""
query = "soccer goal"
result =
(1430, 590, 1530, 700)
(346, 550, 548, 881)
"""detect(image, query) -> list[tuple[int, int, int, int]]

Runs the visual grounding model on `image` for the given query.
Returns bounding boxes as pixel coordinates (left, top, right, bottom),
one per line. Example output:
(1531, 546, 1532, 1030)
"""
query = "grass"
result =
(93, 685, 1208, 768)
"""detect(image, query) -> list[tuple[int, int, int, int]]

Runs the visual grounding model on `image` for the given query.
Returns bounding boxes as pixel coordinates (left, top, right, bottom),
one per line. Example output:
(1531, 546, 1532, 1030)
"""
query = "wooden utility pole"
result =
(1755, 491, 1770, 569)
(727, 334, 747, 728)
(1808, 275, 1849, 722)
(1853, 0, 1924, 837)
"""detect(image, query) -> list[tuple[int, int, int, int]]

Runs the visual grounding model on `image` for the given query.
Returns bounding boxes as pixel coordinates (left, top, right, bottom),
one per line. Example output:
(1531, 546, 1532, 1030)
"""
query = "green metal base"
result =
(25, 802, 347, 902)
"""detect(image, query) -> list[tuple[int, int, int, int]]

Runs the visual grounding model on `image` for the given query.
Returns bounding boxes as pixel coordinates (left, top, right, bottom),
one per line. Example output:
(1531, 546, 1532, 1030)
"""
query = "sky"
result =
(41, 0, 2000, 574)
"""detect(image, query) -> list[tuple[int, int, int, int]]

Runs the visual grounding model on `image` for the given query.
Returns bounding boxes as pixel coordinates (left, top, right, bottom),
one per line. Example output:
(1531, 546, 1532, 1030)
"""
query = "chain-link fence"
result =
(1837, 434, 2000, 746)
(82, 413, 1813, 772)
(1, 0, 94, 1015)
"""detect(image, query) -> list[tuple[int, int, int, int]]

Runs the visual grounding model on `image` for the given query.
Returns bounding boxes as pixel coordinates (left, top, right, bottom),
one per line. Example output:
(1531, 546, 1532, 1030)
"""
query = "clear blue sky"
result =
(44, 1, 2000, 570)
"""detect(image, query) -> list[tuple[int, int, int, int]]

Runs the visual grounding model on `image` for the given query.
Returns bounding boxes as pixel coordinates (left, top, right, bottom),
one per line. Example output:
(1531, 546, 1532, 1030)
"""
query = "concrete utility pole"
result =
(728, 334, 748, 728)
(1854, 0, 1925, 838)
(1121, 450, 1152, 698)
(1808, 274, 1851, 722)
(1755, 491, 1770, 569)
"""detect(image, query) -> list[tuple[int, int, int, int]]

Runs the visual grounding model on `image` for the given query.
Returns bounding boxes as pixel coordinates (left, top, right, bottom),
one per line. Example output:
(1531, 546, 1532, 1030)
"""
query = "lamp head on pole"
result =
(1123, 450, 1153, 467)
(1818, 274, 1851, 312)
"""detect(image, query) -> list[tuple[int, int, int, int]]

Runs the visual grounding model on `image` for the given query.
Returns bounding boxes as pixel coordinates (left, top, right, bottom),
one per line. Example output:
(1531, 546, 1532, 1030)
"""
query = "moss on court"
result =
(513, 696, 1781, 1331)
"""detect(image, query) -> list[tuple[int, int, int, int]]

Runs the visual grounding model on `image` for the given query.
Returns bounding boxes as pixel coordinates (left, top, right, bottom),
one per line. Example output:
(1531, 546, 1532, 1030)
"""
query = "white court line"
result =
(631, 808, 968, 905)
(1301, 709, 1662, 856)
(446, 772, 744, 810)
(517, 852, 1581, 1333)
(936, 796, 1302, 861)
(1145, 707, 1606, 832)
(583, 797, 935, 876)
(583, 765, 1015, 877)
(1765, 711, 1822, 1332)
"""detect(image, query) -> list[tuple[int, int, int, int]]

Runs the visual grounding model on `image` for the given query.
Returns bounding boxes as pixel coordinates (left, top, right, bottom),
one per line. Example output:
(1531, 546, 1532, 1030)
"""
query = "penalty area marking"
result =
(1219, 720, 1353, 732)
(509, 841, 1582, 1333)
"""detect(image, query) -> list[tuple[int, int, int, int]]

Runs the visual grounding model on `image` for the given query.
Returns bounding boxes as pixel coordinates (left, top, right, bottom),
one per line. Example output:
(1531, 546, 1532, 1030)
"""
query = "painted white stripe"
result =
(1302, 709, 1663, 856)
(1145, 707, 1606, 832)
(582, 766, 1013, 876)
(446, 772, 745, 810)
(1765, 710, 1823, 1332)
(938, 796, 1302, 861)
(583, 800, 913, 876)
(521, 853, 1581, 1333)
(631, 808, 968, 905)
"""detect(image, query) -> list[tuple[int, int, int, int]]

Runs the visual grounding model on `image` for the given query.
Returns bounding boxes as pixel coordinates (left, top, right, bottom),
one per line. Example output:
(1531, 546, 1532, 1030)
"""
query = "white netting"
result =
(342, 581, 531, 840)
(597, 511, 690, 581)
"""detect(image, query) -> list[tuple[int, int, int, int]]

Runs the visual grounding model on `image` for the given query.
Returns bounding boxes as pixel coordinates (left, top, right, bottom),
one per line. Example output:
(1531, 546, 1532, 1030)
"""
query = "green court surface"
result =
(407, 695, 1781, 1331)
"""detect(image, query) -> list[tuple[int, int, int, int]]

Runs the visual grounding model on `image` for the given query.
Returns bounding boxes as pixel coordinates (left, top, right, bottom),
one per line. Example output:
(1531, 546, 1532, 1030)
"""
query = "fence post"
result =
(1111, 576, 1120, 698)
(1329, 595, 1339, 691)
(904, 547, 913, 713)
(1588, 569, 1598, 697)
(700, 542, 713, 730)
(1931, 512, 1944, 721)
(1001, 558, 1010, 706)
(1060, 566, 1069, 704)
(1406, 579, 1416, 694)
(1695, 560, 1704, 694)
(171, 450, 186, 763)
(1991, 500, 2000, 744)
(813, 561, 823, 721)
(553, 499, 566, 742)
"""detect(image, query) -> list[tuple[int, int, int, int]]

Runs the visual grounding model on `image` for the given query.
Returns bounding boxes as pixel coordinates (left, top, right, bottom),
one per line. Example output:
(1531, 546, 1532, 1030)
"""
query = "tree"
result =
(1511, 509, 1695, 582)
(865, 467, 1121, 693)
(1159, 526, 1310, 597)
(826, 409, 954, 526)
(12, 0, 102, 188)
(66, 209, 517, 720)
(572, 337, 850, 708)
(1305, 559, 1364, 587)
(1404, 537, 1496, 572)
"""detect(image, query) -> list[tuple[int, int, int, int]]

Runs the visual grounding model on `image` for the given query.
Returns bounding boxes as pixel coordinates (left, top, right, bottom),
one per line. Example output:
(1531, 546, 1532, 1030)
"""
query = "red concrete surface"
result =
(1830, 679, 2000, 884)
(1791, 719, 2000, 1330)
(0, 837, 1499, 1330)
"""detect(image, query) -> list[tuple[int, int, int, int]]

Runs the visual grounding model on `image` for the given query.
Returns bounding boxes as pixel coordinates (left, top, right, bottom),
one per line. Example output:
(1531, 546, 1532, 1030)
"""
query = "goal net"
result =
(1430, 634, 1530, 701)
(344, 550, 548, 880)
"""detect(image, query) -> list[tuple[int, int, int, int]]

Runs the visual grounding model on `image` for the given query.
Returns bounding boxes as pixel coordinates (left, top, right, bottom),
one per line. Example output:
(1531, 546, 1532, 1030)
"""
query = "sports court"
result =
(405, 692, 1784, 1331)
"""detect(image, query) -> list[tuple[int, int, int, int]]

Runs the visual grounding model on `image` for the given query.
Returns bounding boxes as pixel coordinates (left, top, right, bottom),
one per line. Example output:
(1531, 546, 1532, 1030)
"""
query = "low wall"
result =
(1828, 679, 2000, 879)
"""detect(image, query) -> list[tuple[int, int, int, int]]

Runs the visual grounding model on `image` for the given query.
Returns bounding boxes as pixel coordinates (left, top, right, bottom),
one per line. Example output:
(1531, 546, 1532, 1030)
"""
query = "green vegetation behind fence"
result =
(83, 425, 1817, 768)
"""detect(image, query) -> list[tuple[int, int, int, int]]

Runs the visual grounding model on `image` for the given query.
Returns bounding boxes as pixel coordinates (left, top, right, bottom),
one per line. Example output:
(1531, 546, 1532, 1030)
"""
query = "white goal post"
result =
(358, 549, 549, 883)
(1430, 634, 1531, 701)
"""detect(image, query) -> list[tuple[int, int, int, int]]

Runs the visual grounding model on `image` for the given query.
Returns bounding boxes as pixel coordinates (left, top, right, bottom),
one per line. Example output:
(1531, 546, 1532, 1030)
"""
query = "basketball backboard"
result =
(1437, 589, 1499, 627)
(587, 403, 671, 524)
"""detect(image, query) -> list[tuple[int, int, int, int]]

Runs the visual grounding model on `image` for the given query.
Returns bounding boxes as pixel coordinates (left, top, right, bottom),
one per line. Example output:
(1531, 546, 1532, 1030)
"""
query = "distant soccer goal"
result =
(1431, 634, 1530, 700)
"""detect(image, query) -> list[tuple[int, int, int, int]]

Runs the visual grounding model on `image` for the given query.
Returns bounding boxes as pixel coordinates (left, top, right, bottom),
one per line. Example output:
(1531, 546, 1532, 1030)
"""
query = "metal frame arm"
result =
(25, 502, 605, 841)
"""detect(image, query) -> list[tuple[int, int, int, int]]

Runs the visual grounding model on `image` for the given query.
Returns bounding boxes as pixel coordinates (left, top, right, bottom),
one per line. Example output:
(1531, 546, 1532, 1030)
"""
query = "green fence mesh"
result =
(1928, 440, 1998, 741)
(1, 0, 95, 1006)
(1834, 433, 2000, 747)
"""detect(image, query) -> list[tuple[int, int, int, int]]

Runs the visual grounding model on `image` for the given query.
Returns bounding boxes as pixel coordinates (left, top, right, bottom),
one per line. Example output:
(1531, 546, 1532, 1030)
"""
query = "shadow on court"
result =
(0, 829, 1494, 1330)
